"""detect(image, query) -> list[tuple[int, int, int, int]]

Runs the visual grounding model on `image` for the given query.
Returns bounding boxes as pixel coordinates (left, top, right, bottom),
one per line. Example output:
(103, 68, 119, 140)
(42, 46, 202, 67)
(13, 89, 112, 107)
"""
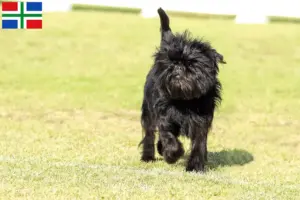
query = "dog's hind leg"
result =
(158, 121, 184, 164)
(140, 101, 156, 162)
(204, 134, 208, 162)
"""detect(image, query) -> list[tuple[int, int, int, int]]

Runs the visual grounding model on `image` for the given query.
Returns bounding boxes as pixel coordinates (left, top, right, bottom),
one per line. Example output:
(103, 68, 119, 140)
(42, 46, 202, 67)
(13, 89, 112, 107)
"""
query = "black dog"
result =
(139, 8, 226, 172)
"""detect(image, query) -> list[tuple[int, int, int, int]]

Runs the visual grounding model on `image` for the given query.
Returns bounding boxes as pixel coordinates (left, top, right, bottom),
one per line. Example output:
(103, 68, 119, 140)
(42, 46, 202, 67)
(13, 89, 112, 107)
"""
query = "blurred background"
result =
(0, 0, 300, 199)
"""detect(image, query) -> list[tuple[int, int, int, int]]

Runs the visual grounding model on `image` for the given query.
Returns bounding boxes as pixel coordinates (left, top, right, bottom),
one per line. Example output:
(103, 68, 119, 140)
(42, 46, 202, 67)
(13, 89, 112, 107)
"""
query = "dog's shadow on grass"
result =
(206, 149, 254, 169)
(177, 149, 254, 170)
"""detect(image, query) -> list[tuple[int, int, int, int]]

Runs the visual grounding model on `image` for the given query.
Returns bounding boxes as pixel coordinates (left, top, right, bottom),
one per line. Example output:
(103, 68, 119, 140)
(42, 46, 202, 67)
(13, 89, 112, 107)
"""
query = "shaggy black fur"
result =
(139, 8, 226, 172)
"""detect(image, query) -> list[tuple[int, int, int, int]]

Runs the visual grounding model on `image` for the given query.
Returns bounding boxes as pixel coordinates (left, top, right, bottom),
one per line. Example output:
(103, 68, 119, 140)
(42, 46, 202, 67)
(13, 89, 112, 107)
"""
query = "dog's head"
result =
(153, 8, 226, 100)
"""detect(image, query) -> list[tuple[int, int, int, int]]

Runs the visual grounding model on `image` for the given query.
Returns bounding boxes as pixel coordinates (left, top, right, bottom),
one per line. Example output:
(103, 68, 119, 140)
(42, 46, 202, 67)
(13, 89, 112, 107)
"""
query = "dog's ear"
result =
(157, 8, 173, 42)
(213, 49, 226, 64)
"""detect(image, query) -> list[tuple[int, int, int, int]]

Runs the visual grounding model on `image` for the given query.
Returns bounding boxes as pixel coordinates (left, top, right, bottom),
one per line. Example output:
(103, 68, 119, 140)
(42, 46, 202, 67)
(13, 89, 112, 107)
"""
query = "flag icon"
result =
(2, 1, 42, 29)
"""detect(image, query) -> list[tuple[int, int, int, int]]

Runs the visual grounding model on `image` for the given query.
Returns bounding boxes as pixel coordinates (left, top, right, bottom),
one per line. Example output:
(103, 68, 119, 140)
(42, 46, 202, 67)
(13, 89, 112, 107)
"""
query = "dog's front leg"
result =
(158, 121, 184, 164)
(186, 127, 207, 172)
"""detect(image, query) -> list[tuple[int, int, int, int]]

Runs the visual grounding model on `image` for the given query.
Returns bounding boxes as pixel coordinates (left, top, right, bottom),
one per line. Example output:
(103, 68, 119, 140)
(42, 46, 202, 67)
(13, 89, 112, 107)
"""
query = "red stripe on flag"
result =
(2, 2, 18, 11)
(26, 20, 42, 29)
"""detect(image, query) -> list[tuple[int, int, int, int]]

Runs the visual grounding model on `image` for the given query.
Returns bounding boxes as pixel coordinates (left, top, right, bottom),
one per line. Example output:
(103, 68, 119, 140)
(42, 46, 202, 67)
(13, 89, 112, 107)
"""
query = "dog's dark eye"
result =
(185, 60, 192, 67)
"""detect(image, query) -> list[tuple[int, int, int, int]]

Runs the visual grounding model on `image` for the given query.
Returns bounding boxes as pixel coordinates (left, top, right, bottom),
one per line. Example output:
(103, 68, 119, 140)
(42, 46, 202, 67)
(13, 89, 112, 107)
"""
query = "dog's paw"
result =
(186, 158, 205, 173)
(186, 164, 204, 173)
(163, 141, 184, 164)
(141, 155, 156, 162)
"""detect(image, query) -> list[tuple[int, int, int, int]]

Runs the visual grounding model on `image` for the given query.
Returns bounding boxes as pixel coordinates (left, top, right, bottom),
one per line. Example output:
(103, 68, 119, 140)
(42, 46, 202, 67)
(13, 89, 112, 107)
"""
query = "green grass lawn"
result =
(0, 11, 300, 199)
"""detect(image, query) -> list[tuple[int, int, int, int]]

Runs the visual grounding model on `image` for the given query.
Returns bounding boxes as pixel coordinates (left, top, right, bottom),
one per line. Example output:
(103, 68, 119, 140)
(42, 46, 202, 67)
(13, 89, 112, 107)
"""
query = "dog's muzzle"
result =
(173, 66, 184, 78)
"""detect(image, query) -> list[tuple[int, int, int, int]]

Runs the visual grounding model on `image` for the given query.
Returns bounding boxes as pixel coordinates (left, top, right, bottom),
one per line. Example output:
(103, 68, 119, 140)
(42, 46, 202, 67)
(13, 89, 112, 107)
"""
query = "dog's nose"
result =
(168, 49, 182, 60)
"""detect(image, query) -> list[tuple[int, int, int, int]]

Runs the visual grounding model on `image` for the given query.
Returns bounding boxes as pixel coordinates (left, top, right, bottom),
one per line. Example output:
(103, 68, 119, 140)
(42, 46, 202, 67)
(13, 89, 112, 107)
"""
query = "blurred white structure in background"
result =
(43, 0, 72, 12)
(140, 0, 159, 18)
(72, 0, 141, 10)
(44, 0, 300, 24)
(234, 0, 269, 24)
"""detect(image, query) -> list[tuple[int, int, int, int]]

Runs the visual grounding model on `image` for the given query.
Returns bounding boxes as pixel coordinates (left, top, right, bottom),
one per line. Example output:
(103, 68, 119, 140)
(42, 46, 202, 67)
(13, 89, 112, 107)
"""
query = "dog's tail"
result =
(157, 8, 172, 40)
(158, 8, 170, 32)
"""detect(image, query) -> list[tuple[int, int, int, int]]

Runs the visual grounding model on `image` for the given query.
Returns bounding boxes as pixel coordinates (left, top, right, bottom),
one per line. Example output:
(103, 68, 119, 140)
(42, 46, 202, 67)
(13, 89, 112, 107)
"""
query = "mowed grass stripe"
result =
(1, 155, 300, 190)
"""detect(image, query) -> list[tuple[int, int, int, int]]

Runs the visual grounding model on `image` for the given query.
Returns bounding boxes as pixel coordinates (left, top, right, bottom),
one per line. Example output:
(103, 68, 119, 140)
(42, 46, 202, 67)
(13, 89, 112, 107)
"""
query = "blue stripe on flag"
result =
(26, 2, 42, 11)
(2, 20, 18, 29)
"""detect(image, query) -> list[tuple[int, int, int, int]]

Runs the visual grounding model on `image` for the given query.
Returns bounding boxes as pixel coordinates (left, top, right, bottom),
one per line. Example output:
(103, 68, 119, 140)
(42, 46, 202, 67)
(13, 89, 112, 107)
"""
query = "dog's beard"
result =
(157, 65, 215, 100)
(168, 78, 196, 100)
